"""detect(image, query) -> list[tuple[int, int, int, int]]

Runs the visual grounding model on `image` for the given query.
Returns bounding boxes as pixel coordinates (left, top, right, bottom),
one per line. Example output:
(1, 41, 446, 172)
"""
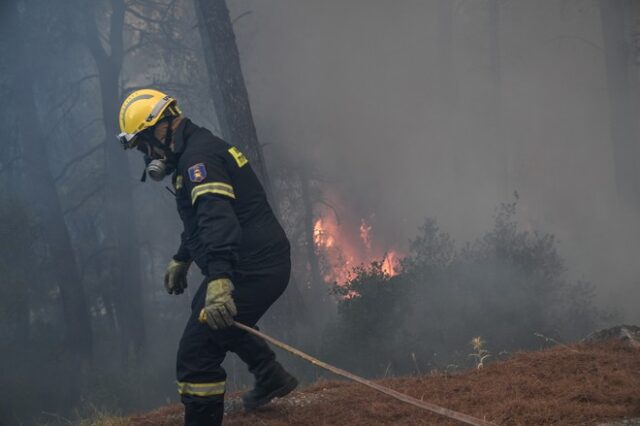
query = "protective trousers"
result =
(176, 256, 291, 426)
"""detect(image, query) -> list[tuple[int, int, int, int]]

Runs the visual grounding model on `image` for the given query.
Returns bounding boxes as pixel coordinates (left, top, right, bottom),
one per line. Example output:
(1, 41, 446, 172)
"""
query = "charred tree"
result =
(83, 0, 146, 360)
(300, 170, 323, 297)
(599, 0, 640, 207)
(297, 167, 336, 333)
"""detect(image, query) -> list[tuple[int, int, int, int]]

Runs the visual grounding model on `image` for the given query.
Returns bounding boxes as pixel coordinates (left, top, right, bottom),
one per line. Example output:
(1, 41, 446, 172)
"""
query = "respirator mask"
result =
(143, 155, 175, 181)
(137, 116, 177, 182)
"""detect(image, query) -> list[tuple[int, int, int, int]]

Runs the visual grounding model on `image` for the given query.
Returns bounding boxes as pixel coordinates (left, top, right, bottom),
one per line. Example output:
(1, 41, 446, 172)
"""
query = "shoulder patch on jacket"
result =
(228, 147, 248, 168)
(188, 163, 207, 182)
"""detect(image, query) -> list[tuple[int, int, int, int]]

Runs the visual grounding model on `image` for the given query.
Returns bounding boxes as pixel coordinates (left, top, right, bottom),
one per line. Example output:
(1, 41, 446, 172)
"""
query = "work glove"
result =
(200, 278, 237, 329)
(164, 259, 191, 295)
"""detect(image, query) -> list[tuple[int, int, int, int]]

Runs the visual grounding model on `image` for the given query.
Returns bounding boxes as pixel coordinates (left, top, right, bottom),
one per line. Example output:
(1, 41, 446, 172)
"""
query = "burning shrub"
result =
(322, 198, 607, 377)
(322, 261, 412, 375)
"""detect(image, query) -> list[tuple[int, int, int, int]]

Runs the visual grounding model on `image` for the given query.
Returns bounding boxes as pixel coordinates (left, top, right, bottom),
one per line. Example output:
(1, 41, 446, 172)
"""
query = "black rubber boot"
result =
(228, 331, 298, 411)
(242, 361, 298, 411)
(183, 395, 224, 426)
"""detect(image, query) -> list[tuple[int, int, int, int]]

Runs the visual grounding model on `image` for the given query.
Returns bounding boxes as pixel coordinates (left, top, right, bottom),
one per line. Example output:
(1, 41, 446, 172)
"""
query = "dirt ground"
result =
(125, 340, 640, 425)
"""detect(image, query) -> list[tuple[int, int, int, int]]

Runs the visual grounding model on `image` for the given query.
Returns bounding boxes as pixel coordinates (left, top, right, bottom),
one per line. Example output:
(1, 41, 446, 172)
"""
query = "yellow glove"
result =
(201, 278, 237, 329)
(164, 259, 191, 295)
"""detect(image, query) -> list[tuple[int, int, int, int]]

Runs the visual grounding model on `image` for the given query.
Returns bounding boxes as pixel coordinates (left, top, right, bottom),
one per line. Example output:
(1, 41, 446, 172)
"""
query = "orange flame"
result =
(360, 219, 372, 251)
(313, 210, 402, 285)
(381, 251, 401, 276)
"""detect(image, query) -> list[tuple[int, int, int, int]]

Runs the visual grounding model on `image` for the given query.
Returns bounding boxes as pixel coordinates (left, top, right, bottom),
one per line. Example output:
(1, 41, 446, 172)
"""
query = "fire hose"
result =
(199, 311, 496, 426)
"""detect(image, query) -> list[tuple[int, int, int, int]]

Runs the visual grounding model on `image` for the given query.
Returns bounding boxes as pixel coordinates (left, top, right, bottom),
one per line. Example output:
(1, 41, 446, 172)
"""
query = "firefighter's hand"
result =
(164, 259, 191, 295)
(202, 278, 237, 329)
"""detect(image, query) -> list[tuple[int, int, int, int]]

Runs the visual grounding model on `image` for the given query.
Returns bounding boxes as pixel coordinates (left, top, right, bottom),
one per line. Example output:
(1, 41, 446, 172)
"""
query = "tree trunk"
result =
(8, 0, 93, 361)
(300, 171, 323, 297)
(84, 0, 146, 361)
(194, 0, 272, 193)
(599, 0, 640, 207)
(194, 0, 308, 335)
(298, 168, 334, 331)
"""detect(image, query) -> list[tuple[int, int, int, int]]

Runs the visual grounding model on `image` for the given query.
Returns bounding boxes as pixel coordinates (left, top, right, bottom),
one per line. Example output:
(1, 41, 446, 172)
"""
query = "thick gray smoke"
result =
(230, 0, 640, 323)
(1, 1, 639, 424)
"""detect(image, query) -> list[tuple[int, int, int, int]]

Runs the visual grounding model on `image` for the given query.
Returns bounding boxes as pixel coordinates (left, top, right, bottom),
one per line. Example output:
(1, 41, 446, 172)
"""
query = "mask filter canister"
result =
(146, 159, 167, 181)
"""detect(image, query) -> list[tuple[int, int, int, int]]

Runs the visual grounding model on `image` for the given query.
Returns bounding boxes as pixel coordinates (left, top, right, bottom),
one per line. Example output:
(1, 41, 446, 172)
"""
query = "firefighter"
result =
(117, 89, 298, 425)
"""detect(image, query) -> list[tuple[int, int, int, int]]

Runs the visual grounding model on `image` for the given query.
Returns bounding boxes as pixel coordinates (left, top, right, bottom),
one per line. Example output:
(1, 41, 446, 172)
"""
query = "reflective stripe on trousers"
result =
(177, 380, 225, 397)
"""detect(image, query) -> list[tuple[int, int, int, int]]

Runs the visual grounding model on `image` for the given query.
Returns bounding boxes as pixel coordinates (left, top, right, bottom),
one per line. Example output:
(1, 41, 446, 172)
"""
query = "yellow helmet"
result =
(117, 89, 181, 149)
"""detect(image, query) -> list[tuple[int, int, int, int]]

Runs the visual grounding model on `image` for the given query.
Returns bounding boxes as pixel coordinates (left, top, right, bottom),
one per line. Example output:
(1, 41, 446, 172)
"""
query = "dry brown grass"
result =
(77, 410, 131, 426)
(120, 340, 640, 425)
(85, 419, 130, 426)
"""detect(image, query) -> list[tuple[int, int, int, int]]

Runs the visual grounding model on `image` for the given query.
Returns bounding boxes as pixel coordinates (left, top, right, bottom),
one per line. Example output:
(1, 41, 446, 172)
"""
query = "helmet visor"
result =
(117, 131, 142, 149)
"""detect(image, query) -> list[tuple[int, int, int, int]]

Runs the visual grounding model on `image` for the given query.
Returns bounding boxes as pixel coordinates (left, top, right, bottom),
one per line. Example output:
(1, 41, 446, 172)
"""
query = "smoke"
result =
(2, 1, 639, 423)
(229, 0, 640, 323)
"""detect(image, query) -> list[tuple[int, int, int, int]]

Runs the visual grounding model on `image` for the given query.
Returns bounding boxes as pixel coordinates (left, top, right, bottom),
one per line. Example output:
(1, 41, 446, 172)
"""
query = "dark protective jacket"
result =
(171, 119, 289, 281)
